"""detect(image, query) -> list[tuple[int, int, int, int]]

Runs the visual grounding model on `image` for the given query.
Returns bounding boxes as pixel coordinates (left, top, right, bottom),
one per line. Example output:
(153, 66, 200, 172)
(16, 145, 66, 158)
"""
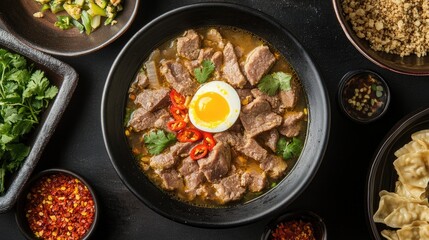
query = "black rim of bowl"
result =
(15, 168, 99, 240)
(337, 69, 390, 123)
(260, 210, 327, 240)
(366, 107, 429, 240)
(101, 2, 330, 228)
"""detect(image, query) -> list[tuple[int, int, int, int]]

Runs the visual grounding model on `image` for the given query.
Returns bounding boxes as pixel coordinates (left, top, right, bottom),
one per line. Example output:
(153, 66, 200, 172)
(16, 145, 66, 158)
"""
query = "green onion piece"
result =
(81, 10, 92, 35)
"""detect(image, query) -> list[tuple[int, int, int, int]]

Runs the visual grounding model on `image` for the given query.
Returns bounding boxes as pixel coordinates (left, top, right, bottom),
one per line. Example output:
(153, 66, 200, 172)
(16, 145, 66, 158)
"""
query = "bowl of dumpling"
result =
(367, 107, 429, 239)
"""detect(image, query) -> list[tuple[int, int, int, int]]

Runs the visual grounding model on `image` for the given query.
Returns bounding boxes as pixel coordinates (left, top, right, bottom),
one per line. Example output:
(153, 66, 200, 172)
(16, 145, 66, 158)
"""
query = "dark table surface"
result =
(1, 0, 429, 239)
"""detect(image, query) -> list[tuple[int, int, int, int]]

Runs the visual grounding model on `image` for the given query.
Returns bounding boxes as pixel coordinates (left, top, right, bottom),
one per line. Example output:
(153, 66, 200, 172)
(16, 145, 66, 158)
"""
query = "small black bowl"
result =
(15, 169, 99, 240)
(261, 210, 327, 240)
(337, 70, 390, 123)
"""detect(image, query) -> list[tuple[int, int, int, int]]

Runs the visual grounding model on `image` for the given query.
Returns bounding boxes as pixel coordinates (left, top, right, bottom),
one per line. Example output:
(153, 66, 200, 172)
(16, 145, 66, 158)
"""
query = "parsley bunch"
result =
(194, 60, 215, 83)
(0, 49, 58, 194)
(276, 137, 303, 160)
(257, 72, 292, 96)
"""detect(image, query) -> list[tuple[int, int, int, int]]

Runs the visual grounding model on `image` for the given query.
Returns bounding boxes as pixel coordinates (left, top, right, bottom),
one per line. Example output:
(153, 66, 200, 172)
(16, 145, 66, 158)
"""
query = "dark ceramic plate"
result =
(15, 168, 99, 240)
(333, 0, 429, 76)
(367, 107, 429, 239)
(102, 2, 330, 227)
(0, 0, 139, 56)
(0, 28, 78, 212)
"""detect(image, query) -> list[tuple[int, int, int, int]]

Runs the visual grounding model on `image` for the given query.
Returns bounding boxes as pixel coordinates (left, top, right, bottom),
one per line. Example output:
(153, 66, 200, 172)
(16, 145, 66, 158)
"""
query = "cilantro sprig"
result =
(276, 137, 303, 160)
(194, 60, 215, 84)
(257, 72, 292, 96)
(143, 129, 177, 155)
(0, 48, 58, 194)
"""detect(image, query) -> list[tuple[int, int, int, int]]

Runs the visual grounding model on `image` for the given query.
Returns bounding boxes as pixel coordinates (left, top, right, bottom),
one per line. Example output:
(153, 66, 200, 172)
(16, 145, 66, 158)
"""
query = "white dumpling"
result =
(381, 230, 399, 240)
(411, 129, 429, 142)
(397, 221, 429, 240)
(374, 191, 413, 223)
(395, 180, 426, 200)
(393, 151, 429, 189)
(394, 139, 428, 158)
(384, 203, 429, 228)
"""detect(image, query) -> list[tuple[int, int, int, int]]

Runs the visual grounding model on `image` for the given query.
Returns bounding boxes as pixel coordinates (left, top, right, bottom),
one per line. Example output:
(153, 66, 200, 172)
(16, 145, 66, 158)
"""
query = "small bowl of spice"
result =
(15, 169, 98, 240)
(261, 210, 327, 240)
(337, 69, 390, 123)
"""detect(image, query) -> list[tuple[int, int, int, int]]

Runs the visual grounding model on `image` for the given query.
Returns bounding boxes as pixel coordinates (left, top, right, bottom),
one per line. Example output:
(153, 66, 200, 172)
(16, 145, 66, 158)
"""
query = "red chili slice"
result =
(202, 132, 216, 150)
(169, 105, 188, 121)
(167, 120, 186, 132)
(190, 143, 209, 160)
(177, 128, 202, 142)
(169, 89, 186, 109)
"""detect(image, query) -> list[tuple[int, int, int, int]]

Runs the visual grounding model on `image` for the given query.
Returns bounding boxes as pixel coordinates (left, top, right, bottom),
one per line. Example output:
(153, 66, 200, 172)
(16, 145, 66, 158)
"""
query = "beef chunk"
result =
(236, 89, 254, 105)
(279, 111, 305, 137)
(149, 142, 194, 170)
(179, 157, 205, 191)
(251, 88, 284, 114)
(198, 142, 231, 182)
(222, 42, 247, 88)
(240, 97, 282, 137)
(160, 60, 198, 96)
(237, 137, 268, 162)
(279, 82, 300, 109)
(134, 88, 169, 112)
(260, 155, 287, 179)
(241, 170, 267, 192)
(128, 108, 169, 132)
(197, 48, 214, 63)
(213, 174, 246, 204)
(158, 169, 184, 191)
(214, 131, 267, 162)
(211, 51, 223, 71)
(205, 28, 225, 49)
(153, 111, 172, 130)
(244, 46, 276, 85)
(177, 29, 201, 60)
(259, 129, 279, 152)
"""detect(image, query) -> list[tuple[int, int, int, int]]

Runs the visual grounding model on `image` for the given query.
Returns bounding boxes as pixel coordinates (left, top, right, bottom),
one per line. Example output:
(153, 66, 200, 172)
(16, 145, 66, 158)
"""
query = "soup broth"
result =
(124, 26, 308, 207)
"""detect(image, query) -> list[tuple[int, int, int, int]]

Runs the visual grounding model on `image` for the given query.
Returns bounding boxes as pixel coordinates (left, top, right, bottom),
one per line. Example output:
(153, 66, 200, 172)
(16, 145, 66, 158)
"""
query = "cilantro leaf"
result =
(257, 71, 293, 96)
(276, 137, 303, 160)
(144, 129, 177, 155)
(274, 72, 292, 91)
(0, 48, 58, 195)
(194, 60, 215, 83)
(258, 75, 279, 96)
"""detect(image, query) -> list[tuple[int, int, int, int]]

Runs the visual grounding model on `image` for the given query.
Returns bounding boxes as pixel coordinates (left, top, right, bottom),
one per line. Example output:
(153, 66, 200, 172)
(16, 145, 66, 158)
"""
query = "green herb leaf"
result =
(276, 137, 303, 160)
(194, 60, 215, 84)
(0, 48, 57, 195)
(258, 75, 279, 96)
(257, 71, 293, 96)
(143, 129, 177, 155)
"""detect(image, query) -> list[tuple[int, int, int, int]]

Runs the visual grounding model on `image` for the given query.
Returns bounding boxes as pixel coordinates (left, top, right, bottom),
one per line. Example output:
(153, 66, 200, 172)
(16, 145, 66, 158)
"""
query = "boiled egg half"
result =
(188, 81, 241, 133)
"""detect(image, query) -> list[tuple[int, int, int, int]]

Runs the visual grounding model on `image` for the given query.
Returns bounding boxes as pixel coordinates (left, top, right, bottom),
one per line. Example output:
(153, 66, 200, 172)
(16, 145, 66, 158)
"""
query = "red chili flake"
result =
(24, 173, 95, 240)
(271, 220, 315, 240)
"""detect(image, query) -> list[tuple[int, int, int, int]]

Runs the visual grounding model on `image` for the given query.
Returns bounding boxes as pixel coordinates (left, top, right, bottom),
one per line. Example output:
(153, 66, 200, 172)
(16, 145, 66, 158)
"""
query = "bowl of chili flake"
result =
(15, 169, 98, 240)
(261, 210, 327, 240)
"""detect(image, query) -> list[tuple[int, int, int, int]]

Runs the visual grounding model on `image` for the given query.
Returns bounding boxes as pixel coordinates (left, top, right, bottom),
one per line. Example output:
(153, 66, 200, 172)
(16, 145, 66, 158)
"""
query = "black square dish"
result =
(0, 28, 78, 212)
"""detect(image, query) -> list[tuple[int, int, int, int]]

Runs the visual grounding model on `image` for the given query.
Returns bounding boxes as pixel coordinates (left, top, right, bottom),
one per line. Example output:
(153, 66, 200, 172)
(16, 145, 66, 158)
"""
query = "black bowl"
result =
(333, 0, 429, 76)
(15, 168, 99, 240)
(0, 29, 78, 212)
(367, 107, 429, 239)
(260, 210, 327, 240)
(337, 70, 390, 123)
(101, 2, 330, 228)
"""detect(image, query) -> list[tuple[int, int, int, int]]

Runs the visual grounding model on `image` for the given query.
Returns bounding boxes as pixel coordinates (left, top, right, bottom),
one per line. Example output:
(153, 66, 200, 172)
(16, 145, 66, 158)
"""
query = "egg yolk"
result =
(194, 91, 230, 125)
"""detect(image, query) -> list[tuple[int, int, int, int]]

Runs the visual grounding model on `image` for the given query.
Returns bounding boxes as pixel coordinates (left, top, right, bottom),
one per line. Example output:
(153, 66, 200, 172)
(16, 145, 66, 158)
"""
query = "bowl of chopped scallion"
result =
(0, 28, 78, 212)
(0, 0, 139, 56)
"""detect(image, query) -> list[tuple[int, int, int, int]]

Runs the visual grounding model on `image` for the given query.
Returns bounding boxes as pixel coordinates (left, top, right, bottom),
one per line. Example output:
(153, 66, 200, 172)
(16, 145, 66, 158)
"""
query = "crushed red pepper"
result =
(24, 173, 95, 240)
(271, 220, 315, 240)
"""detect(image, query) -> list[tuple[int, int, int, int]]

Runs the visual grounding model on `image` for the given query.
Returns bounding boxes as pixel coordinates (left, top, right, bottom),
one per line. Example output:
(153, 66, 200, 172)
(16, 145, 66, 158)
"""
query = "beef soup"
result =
(124, 27, 308, 207)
